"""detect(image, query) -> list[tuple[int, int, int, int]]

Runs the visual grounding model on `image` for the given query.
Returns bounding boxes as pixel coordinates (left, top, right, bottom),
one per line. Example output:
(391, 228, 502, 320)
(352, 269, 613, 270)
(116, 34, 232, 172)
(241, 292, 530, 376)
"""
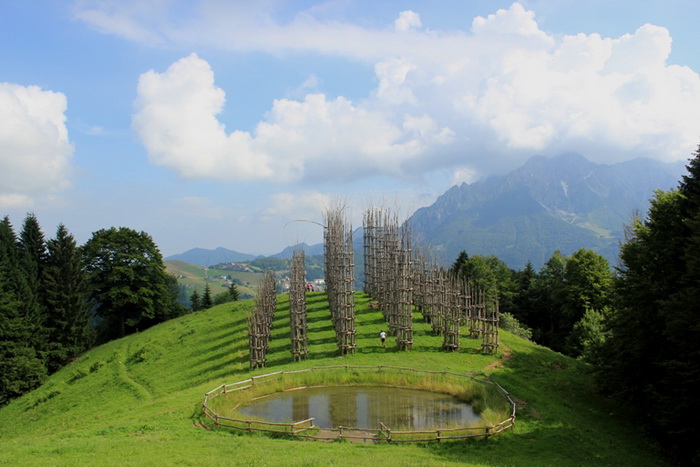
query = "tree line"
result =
(450, 144, 700, 463)
(189, 282, 240, 311)
(0, 219, 187, 405)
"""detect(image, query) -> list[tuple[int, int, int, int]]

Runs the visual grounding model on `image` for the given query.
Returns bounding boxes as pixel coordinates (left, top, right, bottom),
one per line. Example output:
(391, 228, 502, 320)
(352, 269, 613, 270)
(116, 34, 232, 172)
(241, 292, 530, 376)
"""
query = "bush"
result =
(499, 312, 532, 340)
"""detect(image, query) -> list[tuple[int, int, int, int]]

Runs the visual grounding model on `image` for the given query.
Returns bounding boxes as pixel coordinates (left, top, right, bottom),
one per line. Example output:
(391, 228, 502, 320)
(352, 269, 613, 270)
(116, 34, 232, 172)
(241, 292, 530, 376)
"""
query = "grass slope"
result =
(165, 259, 260, 297)
(0, 293, 665, 466)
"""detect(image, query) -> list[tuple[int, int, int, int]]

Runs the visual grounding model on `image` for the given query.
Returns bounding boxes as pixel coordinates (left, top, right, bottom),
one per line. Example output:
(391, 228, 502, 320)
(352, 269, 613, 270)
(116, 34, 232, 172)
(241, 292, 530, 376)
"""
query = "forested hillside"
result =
(0, 220, 186, 404)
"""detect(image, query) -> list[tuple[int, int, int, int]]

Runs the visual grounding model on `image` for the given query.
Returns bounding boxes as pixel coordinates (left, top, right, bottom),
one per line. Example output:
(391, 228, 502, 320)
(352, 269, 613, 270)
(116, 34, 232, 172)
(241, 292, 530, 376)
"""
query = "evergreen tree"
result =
(0, 217, 44, 347)
(228, 282, 240, 301)
(450, 250, 469, 274)
(18, 213, 48, 307)
(0, 259, 47, 405)
(202, 283, 213, 309)
(17, 213, 50, 363)
(512, 261, 536, 324)
(597, 144, 700, 462)
(190, 288, 201, 311)
(164, 274, 187, 319)
(43, 224, 94, 372)
(212, 283, 241, 306)
(526, 250, 568, 348)
(0, 217, 46, 404)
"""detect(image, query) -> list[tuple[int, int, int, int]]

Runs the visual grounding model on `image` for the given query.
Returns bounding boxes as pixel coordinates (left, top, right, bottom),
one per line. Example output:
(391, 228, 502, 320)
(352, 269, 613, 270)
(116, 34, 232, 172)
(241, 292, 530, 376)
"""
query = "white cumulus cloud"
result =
(0, 83, 73, 208)
(122, 2, 700, 182)
(394, 11, 422, 33)
(133, 53, 454, 183)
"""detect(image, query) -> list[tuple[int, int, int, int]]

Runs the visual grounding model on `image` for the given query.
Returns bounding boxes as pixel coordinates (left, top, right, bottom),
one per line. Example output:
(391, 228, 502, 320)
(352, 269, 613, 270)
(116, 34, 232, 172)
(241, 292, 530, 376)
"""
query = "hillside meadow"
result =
(0, 293, 666, 466)
(165, 259, 261, 298)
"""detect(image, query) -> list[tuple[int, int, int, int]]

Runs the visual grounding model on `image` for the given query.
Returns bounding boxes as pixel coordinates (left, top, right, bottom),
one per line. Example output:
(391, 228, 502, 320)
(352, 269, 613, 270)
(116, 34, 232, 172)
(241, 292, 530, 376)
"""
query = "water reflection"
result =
(238, 386, 480, 430)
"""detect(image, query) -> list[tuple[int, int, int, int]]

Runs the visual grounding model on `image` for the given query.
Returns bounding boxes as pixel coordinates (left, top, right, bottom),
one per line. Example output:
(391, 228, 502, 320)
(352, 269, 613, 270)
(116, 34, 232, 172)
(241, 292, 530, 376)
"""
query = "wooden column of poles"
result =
(324, 207, 356, 355)
(481, 300, 500, 354)
(248, 270, 277, 369)
(289, 248, 308, 361)
(396, 225, 413, 350)
(442, 272, 461, 351)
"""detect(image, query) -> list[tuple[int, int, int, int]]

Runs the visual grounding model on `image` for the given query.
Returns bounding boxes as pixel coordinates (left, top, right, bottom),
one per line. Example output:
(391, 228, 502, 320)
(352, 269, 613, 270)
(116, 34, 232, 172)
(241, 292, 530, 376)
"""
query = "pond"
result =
(237, 386, 480, 430)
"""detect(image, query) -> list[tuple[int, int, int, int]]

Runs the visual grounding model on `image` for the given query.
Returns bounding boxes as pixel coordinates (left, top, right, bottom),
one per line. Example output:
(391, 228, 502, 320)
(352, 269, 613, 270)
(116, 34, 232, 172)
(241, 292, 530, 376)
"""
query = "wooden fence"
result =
(202, 365, 516, 443)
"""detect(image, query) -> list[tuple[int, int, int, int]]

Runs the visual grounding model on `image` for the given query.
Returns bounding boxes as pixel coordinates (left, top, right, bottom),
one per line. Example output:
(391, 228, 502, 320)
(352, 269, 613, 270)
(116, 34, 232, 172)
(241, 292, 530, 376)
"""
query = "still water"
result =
(238, 386, 480, 430)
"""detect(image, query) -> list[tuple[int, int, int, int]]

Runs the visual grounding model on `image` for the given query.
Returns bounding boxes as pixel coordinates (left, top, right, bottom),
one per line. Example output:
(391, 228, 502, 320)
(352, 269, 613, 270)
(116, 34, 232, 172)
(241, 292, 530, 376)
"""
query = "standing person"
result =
(379, 330, 387, 347)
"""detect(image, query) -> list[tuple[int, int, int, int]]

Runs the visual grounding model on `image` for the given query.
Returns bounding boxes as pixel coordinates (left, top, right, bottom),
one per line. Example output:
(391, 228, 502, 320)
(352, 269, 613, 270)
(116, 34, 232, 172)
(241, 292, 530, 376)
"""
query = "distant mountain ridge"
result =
(165, 243, 325, 266)
(165, 247, 259, 266)
(270, 242, 324, 259)
(409, 153, 686, 269)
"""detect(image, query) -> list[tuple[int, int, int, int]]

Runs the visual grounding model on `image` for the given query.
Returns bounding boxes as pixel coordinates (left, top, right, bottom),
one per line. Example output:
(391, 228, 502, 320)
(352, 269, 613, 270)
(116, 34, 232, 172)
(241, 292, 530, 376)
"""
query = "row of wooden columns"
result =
(363, 207, 499, 354)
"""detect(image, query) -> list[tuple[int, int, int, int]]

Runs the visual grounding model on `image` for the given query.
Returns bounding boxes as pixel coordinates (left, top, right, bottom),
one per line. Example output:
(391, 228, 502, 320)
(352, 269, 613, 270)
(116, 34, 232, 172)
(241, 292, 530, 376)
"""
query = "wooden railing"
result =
(202, 365, 516, 443)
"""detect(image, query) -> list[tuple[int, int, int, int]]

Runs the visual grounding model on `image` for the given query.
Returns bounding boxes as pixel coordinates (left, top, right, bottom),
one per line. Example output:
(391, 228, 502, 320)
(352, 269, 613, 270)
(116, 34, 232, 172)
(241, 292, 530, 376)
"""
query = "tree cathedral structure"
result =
(363, 207, 498, 353)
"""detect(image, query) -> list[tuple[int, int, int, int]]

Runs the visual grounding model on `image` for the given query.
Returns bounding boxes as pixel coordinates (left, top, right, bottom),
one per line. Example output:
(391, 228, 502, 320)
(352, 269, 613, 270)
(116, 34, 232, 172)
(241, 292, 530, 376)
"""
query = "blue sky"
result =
(1, 1, 699, 257)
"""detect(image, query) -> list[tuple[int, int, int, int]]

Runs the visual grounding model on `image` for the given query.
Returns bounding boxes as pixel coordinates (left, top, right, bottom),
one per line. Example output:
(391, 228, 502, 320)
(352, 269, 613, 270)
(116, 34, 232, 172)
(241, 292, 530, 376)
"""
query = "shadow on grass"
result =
(308, 349, 342, 360)
(193, 332, 247, 356)
(307, 336, 335, 346)
(307, 324, 335, 333)
(190, 343, 248, 370)
(305, 313, 334, 324)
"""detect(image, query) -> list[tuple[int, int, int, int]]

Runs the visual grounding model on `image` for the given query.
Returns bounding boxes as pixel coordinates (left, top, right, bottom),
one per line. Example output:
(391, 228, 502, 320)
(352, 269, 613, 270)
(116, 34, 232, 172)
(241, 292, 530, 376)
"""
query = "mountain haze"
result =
(165, 247, 258, 266)
(270, 242, 324, 259)
(410, 153, 685, 269)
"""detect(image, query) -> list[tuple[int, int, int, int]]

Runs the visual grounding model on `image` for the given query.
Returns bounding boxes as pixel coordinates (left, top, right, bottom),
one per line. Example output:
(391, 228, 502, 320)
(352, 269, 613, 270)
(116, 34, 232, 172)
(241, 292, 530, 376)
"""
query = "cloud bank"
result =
(0, 83, 73, 207)
(124, 2, 700, 183)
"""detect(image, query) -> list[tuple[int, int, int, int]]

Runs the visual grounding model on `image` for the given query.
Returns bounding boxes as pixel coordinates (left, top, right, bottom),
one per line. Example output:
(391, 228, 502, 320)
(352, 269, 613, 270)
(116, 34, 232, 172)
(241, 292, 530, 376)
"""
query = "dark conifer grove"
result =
(0, 216, 184, 405)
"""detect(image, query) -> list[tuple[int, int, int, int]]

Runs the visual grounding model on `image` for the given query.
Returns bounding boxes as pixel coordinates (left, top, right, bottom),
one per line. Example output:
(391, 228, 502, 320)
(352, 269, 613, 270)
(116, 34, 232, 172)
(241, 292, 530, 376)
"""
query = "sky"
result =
(1, 0, 699, 257)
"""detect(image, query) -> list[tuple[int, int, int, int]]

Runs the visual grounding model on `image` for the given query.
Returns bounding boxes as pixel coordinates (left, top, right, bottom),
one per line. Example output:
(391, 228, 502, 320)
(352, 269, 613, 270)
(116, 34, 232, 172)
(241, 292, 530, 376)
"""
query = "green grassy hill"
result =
(165, 259, 261, 298)
(0, 293, 665, 466)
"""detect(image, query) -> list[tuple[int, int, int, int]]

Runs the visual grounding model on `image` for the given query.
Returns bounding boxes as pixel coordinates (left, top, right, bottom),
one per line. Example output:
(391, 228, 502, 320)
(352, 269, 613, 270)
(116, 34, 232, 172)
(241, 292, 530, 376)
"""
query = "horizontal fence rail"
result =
(202, 365, 516, 443)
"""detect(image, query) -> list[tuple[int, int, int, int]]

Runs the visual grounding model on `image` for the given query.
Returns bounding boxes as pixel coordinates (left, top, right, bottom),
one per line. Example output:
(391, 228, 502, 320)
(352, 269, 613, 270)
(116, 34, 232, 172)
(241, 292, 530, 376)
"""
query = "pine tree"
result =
(43, 224, 94, 372)
(228, 282, 240, 301)
(0, 217, 41, 320)
(596, 144, 700, 462)
(512, 261, 536, 324)
(190, 288, 201, 311)
(202, 283, 213, 309)
(18, 213, 48, 307)
(0, 223, 47, 404)
(0, 269, 47, 405)
(527, 250, 568, 349)
(17, 214, 50, 363)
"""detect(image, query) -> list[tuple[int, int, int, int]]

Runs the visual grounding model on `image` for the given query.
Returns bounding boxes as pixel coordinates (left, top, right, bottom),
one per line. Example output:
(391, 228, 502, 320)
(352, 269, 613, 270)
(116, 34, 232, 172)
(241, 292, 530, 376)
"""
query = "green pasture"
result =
(165, 259, 260, 298)
(0, 292, 666, 466)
